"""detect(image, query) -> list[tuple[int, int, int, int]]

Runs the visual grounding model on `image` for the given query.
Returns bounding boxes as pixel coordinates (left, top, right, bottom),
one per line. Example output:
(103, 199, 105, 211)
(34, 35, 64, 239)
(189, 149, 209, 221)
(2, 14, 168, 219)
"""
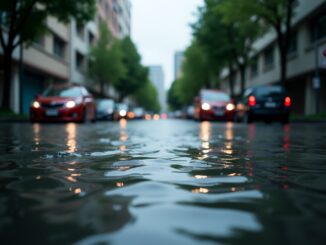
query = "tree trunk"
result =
(118, 94, 125, 103)
(239, 64, 246, 97)
(228, 63, 235, 98)
(100, 80, 104, 96)
(2, 48, 13, 109)
(279, 46, 287, 87)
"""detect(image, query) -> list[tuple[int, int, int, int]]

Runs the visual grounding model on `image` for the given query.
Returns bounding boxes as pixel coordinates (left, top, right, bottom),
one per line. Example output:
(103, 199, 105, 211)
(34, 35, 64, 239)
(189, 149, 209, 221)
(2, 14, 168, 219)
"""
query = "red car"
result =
(30, 85, 96, 123)
(194, 89, 235, 121)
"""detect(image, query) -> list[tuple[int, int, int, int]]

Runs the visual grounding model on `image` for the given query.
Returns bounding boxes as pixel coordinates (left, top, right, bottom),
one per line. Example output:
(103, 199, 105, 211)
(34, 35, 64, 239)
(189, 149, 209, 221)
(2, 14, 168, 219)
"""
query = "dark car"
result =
(96, 99, 115, 120)
(30, 85, 96, 123)
(235, 85, 291, 124)
(114, 103, 129, 120)
(194, 89, 235, 121)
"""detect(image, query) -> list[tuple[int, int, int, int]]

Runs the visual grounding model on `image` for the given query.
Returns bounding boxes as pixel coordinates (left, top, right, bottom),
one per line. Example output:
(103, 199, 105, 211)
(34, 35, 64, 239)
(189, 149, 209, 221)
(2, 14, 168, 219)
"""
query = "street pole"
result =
(314, 26, 320, 114)
(19, 39, 24, 115)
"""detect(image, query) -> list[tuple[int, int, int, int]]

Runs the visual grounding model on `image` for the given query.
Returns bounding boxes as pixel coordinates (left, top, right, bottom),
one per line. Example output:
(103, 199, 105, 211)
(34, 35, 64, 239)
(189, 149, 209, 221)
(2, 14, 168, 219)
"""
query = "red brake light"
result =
(248, 96, 256, 107)
(284, 97, 291, 107)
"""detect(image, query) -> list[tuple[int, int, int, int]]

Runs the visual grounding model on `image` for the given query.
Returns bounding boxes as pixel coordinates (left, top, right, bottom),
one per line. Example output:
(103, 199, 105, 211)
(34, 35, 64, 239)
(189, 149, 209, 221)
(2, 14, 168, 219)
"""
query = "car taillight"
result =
(248, 96, 256, 107)
(284, 97, 291, 107)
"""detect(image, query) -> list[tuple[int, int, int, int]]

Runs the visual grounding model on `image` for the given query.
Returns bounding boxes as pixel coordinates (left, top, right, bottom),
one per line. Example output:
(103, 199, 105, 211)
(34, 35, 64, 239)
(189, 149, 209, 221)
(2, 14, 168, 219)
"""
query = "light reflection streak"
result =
(194, 175, 208, 179)
(119, 119, 128, 152)
(283, 124, 291, 152)
(116, 182, 124, 188)
(199, 122, 212, 159)
(65, 123, 77, 153)
(223, 123, 234, 155)
(33, 123, 41, 151)
(192, 188, 209, 194)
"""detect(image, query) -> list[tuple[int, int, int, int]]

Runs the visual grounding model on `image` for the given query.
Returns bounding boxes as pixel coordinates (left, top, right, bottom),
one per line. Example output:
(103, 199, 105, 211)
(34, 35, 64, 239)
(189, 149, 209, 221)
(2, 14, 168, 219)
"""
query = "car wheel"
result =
(82, 108, 89, 123)
(281, 116, 289, 125)
(244, 113, 254, 124)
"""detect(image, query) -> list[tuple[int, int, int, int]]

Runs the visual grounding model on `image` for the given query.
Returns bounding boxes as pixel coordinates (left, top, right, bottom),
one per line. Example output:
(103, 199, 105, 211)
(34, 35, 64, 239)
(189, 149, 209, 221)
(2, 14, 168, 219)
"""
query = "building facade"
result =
(149, 65, 166, 112)
(220, 0, 326, 116)
(0, 0, 132, 114)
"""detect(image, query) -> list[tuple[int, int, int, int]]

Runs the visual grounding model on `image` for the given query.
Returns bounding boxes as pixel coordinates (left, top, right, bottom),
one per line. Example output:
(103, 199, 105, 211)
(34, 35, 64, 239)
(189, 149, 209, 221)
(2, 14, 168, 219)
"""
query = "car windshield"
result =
(117, 104, 128, 110)
(98, 100, 114, 109)
(255, 86, 285, 99)
(43, 87, 83, 97)
(201, 91, 230, 102)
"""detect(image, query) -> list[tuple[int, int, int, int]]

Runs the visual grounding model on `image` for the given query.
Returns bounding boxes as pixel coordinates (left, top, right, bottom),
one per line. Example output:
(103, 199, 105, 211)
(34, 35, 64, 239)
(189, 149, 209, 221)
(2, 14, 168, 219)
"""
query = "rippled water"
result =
(0, 120, 326, 245)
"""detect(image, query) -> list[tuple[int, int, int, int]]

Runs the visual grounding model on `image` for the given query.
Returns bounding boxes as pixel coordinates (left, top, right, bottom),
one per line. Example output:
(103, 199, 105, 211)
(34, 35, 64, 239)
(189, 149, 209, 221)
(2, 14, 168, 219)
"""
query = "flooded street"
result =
(0, 120, 326, 245)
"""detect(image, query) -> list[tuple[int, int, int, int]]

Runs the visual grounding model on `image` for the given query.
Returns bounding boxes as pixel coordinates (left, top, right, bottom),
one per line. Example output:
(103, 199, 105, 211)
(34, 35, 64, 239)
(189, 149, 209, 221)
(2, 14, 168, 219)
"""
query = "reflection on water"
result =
(66, 123, 77, 153)
(0, 121, 326, 245)
(199, 122, 211, 159)
(33, 123, 41, 151)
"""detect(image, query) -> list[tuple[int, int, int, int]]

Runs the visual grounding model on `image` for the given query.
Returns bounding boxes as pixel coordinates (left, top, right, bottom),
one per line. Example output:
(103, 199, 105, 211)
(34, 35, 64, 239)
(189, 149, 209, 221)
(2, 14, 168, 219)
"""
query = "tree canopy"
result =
(89, 21, 125, 95)
(113, 37, 148, 102)
(133, 79, 160, 113)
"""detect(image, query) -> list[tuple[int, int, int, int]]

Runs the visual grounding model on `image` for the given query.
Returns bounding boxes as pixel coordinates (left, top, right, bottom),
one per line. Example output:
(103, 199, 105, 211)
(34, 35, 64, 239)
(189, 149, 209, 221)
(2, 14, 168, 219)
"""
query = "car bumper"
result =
(200, 110, 235, 121)
(30, 106, 84, 122)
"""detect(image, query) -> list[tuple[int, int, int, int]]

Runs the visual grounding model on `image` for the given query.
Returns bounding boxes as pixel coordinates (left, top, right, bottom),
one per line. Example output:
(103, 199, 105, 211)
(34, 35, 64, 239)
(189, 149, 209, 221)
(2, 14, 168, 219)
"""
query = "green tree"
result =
(134, 79, 160, 113)
(194, 0, 263, 96)
(217, 0, 297, 86)
(167, 80, 183, 111)
(0, 0, 96, 109)
(177, 40, 213, 105)
(114, 37, 148, 102)
(89, 21, 125, 95)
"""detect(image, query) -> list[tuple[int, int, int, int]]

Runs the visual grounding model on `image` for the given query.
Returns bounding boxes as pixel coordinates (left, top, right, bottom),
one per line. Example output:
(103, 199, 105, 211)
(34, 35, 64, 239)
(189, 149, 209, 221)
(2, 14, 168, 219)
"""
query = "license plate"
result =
(46, 109, 59, 116)
(265, 102, 276, 108)
(215, 110, 224, 116)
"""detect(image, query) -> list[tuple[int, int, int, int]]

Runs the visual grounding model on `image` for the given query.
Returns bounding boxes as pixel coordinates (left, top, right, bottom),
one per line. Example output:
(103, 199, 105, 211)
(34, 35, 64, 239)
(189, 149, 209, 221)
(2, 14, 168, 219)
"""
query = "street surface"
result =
(0, 120, 325, 245)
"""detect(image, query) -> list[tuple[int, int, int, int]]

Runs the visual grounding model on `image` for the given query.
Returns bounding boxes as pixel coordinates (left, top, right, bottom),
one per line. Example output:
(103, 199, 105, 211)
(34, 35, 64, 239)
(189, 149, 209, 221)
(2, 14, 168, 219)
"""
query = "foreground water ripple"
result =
(0, 120, 326, 245)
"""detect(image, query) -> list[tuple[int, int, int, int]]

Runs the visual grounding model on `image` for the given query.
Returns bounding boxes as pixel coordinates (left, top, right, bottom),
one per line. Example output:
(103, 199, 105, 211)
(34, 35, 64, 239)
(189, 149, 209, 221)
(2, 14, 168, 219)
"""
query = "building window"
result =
(310, 11, 326, 43)
(34, 36, 45, 48)
(76, 51, 85, 72)
(88, 31, 95, 46)
(53, 35, 65, 59)
(263, 46, 274, 71)
(76, 24, 84, 40)
(287, 31, 298, 58)
(249, 56, 259, 78)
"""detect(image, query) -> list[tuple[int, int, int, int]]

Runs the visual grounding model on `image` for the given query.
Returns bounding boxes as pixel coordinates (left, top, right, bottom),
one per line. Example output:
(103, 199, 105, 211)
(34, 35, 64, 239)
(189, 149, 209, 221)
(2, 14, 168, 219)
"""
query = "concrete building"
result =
(1, 0, 132, 114)
(69, 19, 97, 85)
(0, 17, 71, 114)
(97, 0, 131, 38)
(149, 66, 166, 112)
(174, 51, 184, 80)
(220, 0, 326, 116)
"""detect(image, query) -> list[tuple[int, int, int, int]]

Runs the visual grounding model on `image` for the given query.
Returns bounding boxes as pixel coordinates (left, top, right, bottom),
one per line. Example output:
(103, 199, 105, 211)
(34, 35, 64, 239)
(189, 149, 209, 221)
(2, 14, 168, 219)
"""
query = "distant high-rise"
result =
(149, 66, 166, 112)
(174, 51, 184, 80)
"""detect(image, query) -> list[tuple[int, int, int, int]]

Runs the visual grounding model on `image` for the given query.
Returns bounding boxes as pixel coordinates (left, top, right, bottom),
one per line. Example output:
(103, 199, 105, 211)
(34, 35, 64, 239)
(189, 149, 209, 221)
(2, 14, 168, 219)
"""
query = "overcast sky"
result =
(131, 0, 204, 90)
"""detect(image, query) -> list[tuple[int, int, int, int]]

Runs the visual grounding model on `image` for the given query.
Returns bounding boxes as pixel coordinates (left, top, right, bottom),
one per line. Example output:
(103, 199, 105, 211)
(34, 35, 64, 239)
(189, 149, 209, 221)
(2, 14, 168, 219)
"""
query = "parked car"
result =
(132, 107, 145, 119)
(186, 106, 195, 119)
(193, 89, 235, 121)
(30, 85, 96, 123)
(114, 103, 129, 120)
(96, 99, 115, 120)
(235, 85, 291, 124)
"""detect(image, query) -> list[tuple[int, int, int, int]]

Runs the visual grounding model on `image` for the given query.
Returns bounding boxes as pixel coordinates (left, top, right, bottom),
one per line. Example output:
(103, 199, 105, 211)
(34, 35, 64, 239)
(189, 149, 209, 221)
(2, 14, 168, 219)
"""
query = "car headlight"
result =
(119, 110, 127, 117)
(226, 103, 235, 111)
(201, 103, 211, 111)
(32, 101, 41, 109)
(66, 101, 76, 108)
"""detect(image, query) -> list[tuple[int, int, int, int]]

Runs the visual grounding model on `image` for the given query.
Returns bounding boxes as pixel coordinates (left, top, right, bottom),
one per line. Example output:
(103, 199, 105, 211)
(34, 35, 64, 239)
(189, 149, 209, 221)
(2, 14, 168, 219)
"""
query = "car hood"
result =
(202, 101, 230, 107)
(36, 97, 80, 104)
